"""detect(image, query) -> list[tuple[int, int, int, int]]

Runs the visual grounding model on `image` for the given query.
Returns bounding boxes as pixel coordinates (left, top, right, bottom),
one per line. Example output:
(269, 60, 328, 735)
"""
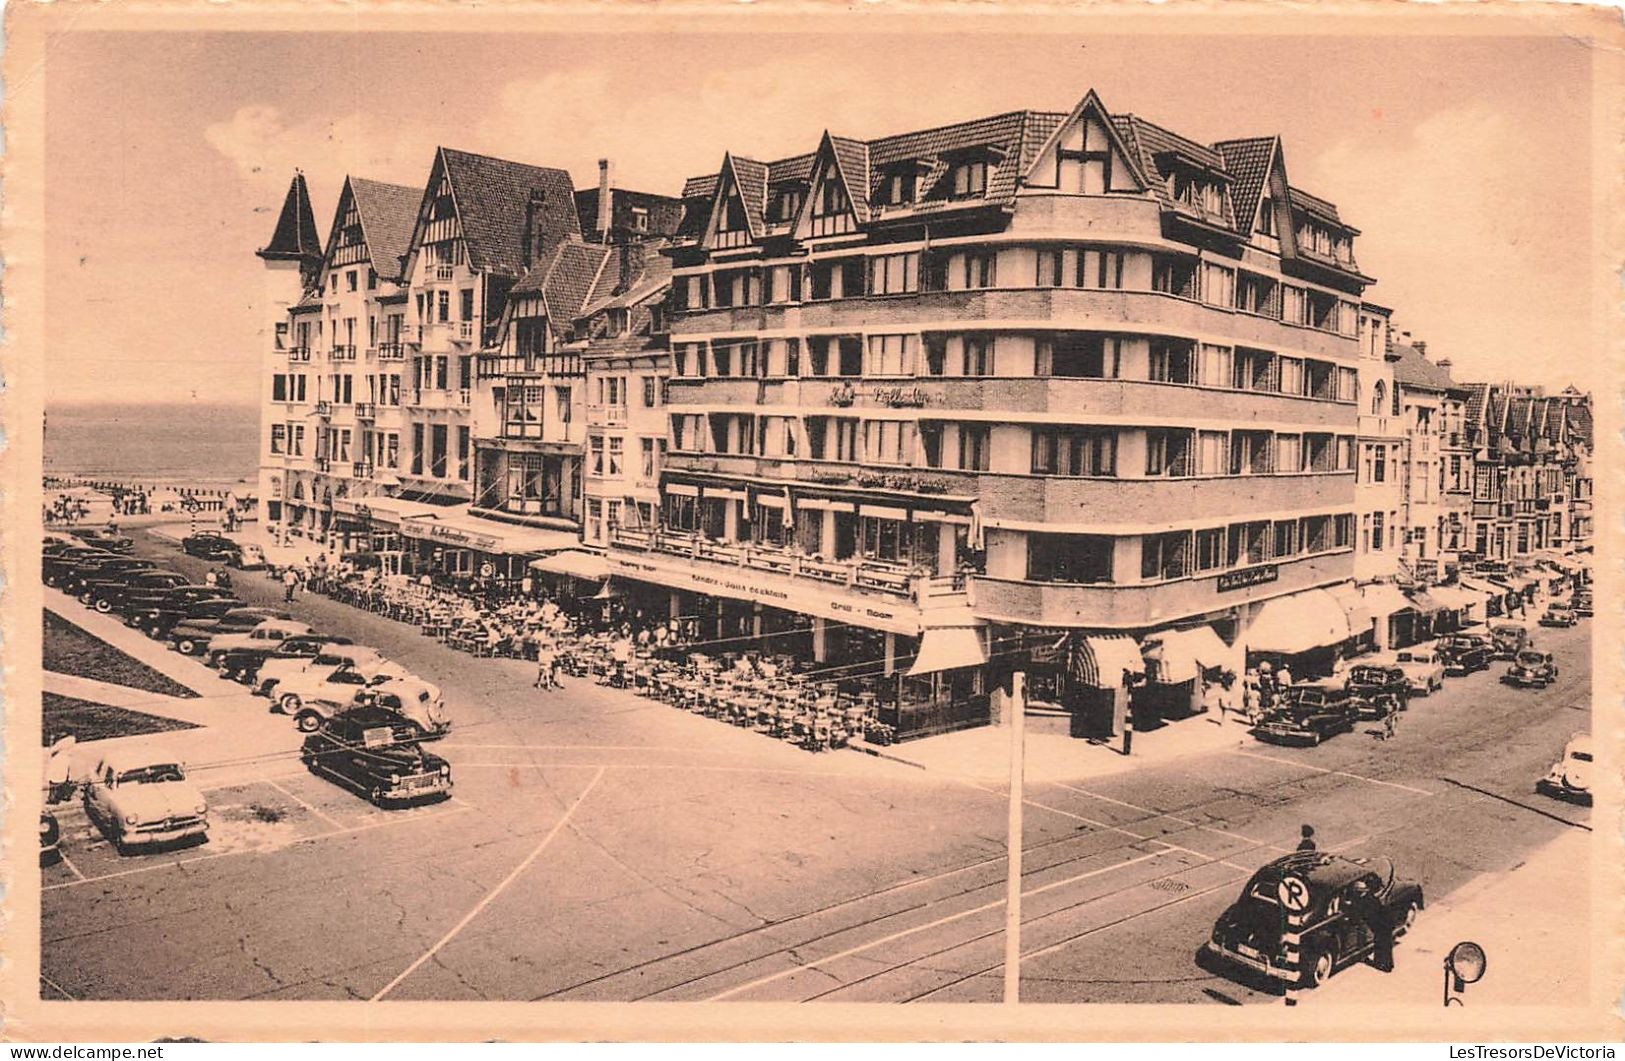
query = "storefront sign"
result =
(605, 551, 922, 635)
(1217, 564, 1279, 592)
(401, 518, 503, 554)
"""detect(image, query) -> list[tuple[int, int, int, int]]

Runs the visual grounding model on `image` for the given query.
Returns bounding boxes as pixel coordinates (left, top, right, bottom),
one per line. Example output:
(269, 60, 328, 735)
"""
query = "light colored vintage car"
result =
(82, 748, 209, 852)
(1391, 647, 1445, 695)
(205, 617, 314, 660)
(259, 643, 400, 699)
(360, 676, 451, 739)
(1536, 733, 1592, 806)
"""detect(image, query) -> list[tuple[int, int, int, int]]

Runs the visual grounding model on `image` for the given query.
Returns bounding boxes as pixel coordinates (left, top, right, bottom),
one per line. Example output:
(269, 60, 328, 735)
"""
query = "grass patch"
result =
(42, 691, 200, 744)
(43, 609, 199, 698)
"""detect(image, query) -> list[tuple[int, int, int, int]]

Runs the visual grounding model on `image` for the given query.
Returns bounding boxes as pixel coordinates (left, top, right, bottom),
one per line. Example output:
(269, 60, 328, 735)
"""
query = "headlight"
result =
(439, 765, 451, 778)
(195, 803, 207, 815)
(39, 818, 51, 835)
(124, 813, 140, 825)
(389, 773, 401, 785)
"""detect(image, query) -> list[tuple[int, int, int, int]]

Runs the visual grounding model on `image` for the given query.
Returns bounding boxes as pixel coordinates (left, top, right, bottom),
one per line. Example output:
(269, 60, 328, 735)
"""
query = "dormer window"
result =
(606, 307, 631, 337)
(1257, 197, 1277, 237)
(430, 176, 455, 222)
(770, 185, 805, 223)
(950, 160, 988, 199)
(630, 207, 649, 232)
(807, 173, 853, 237)
(1172, 171, 1224, 219)
(878, 168, 916, 206)
(715, 190, 750, 249)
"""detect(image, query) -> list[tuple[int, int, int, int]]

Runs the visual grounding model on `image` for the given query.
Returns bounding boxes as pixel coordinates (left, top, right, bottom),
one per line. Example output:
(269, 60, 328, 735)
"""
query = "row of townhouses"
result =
(254, 87, 1593, 741)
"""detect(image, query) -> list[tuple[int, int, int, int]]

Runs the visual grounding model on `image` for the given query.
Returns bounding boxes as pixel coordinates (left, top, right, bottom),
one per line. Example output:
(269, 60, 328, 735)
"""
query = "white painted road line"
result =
(265, 778, 346, 831)
(1018, 796, 1257, 874)
(55, 850, 88, 882)
(43, 803, 473, 892)
(370, 766, 607, 1002)
(1231, 749, 1435, 796)
(1048, 780, 1287, 852)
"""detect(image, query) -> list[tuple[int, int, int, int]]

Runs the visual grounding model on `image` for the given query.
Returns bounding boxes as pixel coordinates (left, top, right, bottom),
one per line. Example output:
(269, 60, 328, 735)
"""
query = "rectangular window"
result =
(1145, 429, 1194, 477)
(1027, 534, 1113, 584)
(1279, 357, 1305, 397)
(1197, 344, 1233, 388)
(642, 376, 658, 407)
(1077, 249, 1125, 290)
(1036, 249, 1067, 288)
(957, 251, 997, 290)
(607, 436, 623, 476)
(1196, 430, 1228, 475)
(411, 423, 424, 475)
(1227, 520, 1270, 566)
(1142, 531, 1191, 581)
(865, 334, 917, 377)
(1272, 519, 1299, 559)
(430, 424, 448, 478)
(958, 425, 990, 471)
(950, 160, 988, 198)
(437, 290, 450, 323)
(1276, 433, 1302, 473)
(864, 420, 914, 466)
(589, 435, 605, 475)
(1148, 340, 1195, 385)
(457, 426, 470, 480)
(270, 424, 286, 454)
(1194, 527, 1225, 572)
(870, 252, 919, 295)
(961, 334, 994, 376)
(641, 438, 657, 479)
(1200, 263, 1234, 308)
(1029, 428, 1116, 477)
(460, 289, 474, 322)
(1152, 257, 1197, 299)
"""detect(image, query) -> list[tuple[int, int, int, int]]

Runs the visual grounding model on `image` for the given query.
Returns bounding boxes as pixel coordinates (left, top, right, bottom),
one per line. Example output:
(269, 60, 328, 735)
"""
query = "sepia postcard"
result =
(1, 1, 1620, 1043)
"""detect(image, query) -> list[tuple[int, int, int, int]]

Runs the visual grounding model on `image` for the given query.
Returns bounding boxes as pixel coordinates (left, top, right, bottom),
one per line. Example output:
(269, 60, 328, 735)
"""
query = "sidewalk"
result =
(856, 710, 1250, 783)
(1308, 828, 1592, 1009)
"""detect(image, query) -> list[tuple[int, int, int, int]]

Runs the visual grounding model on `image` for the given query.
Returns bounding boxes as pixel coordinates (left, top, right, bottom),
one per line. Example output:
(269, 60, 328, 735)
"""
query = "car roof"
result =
(96, 747, 184, 773)
(1250, 852, 1393, 893)
(256, 618, 312, 633)
(331, 704, 415, 728)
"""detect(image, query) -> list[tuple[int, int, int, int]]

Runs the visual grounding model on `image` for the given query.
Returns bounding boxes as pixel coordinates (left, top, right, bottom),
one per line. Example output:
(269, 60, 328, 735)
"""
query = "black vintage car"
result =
(300, 706, 453, 807)
(1488, 622, 1530, 662)
(181, 532, 244, 564)
(1572, 592, 1593, 618)
(129, 585, 240, 632)
(1503, 649, 1558, 689)
(64, 556, 157, 600)
(167, 605, 288, 656)
(67, 527, 134, 553)
(1437, 634, 1493, 676)
(1251, 684, 1358, 746)
(90, 569, 191, 615)
(1344, 664, 1409, 720)
(43, 545, 117, 587)
(1205, 852, 1424, 988)
(219, 632, 352, 687)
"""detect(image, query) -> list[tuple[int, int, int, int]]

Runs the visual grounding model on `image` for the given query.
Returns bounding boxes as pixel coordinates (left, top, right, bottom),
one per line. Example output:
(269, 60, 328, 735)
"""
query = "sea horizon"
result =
(45, 400, 261, 485)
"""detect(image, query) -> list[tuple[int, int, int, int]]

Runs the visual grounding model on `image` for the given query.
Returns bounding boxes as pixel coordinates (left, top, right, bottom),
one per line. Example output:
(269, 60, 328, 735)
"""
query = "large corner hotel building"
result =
(259, 88, 1382, 736)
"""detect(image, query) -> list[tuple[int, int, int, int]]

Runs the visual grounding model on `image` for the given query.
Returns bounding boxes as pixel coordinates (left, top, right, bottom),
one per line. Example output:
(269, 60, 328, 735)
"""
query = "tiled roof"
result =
(1289, 186, 1342, 224)
(581, 240, 671, 315)
(767, 153, 816, 186)
(349, 177, 421, 281)
(541, 240, 611, 322)
(1566, 401, 1593, 446)
(681, 175, 717, 199)
(439, 148, 581, 277)
(1390, 344, 1455, 392)
(260, 173, 322, 261)
(1506, 396, 1534, 438)
(293, 290, 323, 310)
(829, 136, 872, 223)
(729, 156, 769, 237)
(1214, 137, 1275, 235)
(1461, 382, 1491, 426)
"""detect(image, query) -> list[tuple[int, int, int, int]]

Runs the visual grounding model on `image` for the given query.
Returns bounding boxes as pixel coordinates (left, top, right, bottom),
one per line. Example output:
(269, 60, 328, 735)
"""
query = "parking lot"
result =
(40, 528, 1593, 1003)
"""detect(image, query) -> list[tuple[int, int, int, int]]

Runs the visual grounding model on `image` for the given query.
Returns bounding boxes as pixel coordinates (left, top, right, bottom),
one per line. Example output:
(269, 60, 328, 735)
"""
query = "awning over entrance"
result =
(1360, 582, 1415, 618)
(907, 626, 989, 676)
(1072, 634, 1144, 689)
(1461, 577, 1511, 600)
(1429, 584, 1488, 612)
(355, 496, 462, 528)
(529, 550, 610, 581)
(1403, 588, 1443, 615)
(399, 505, 579, 556)
(1245, 589, 1351, 655)
(1324, 583, 1372, 633)
(1141, 625, 1234, 685)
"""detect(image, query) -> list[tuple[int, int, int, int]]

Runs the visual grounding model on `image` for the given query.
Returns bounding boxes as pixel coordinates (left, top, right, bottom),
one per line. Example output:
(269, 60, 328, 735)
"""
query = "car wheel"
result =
(258, 679, 278, 699)
(1398, 900, 1419, 936)
(93, 598, 113, 613)
(77, 590, 94, 605)
(369, 786, 385, 806)
(1302, 948, 1335, 988)
(177, 638, 198, 655)
(294, 710, 322, 733)
(279, 692, 302, 714)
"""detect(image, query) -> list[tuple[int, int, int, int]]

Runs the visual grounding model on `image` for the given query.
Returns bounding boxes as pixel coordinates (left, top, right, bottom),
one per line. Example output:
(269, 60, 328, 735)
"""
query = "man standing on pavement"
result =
(1349, 878, 1395, 972)
(282, 565, 299, 603)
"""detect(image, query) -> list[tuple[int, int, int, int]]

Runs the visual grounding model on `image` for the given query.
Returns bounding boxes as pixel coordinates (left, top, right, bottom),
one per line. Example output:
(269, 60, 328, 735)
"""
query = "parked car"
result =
(129, 585, 239, 633)
(168, 606, 291, 656)
(1251, 684, 1358, 746)
(1344, 664, 1409, 720)
(234, 543, 268, 570)
(1535, 734, 1593, 806)
(1572, 592, 1593, 618)
(1390, 647, 1445, 695)
(1539, 604, 1578, 629)
(240, 635, 356, 693)
(1205, 852, 1423, 988)
(275, 665, 384, 732)
(359, 676, 451, 739)
(40, 813, 61, 866)
(144, 596, 245, 643)
(264, 645, 404, 708)
(205, 617, 315, 665)
(66, 556, 158, 601)
(300, 705, 453, 807)
(81, 749, 209, 853)
(43, 545, 117, 587)
(1488, 622, 1531, 662)
(180, 532, 243, 563)
(1437, 634, 1492, 676)
(90, 569, 191, 615)
(1503, 649, 1558, 689)
(67, 527, 134, 553)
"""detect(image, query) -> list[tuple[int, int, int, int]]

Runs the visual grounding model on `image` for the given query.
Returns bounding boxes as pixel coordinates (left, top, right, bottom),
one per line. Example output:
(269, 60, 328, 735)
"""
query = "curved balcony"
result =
(675, 288, 1358, 363)
(667, 375, 1355, 430)
(975, 471, 1355, 528)
(970, 550, 1355, 630)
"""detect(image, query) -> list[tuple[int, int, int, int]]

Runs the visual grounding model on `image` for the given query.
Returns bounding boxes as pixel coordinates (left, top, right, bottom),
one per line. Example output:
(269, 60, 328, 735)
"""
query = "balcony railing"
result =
(586, 405, 628, 427)
(433, 264, 455, 282)
(331, 344, 357, 361)
(377, 342, 406, 361)
(354, 402, 376, 419)
(288, 345, 311, 362)
(314, 400, 333, 417)
(352, 461, 374, 479)
(610, 526, 964, 603)
(411, 388, 472, 409)
(314, 456, 332, 473)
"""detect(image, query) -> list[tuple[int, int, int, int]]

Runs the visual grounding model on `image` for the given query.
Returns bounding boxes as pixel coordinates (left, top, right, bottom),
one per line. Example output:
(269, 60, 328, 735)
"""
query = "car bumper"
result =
(125, 821, 209, 846)
(1535, 778, 1592, 805)
(1203, 941, 1295, 981)
(378, 778, 453, 804)
(1250, 726, 1319, 746)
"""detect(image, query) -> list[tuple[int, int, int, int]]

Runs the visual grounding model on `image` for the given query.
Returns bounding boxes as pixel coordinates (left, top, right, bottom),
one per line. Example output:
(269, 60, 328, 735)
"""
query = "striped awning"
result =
(1071, 634, 1145, 689)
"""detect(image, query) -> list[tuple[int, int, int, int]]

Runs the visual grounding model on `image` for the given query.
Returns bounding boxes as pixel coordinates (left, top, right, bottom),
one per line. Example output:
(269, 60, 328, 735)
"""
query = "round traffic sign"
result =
(1277, 874, 1312, 913)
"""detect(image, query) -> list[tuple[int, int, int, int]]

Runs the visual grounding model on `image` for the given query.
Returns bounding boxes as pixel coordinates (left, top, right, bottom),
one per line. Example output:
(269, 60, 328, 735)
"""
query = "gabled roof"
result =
(347, 177, 421, 282)
(1113, 114, 1236, 229)
(424, 148, 581, 278)
(1567, 401, 1593, 447)
(829, 136, 872, 223)
(1214, 137, 1276, 235)
(259, 173, 322, 262)
(1289, 186, 1351, 230)
(1390, 345, 1455, 392)
(1461, 382, 1491, 426)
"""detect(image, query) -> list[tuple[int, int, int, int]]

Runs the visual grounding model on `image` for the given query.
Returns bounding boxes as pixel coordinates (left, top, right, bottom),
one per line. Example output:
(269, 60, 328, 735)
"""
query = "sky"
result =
(44, 24, 1597, 405)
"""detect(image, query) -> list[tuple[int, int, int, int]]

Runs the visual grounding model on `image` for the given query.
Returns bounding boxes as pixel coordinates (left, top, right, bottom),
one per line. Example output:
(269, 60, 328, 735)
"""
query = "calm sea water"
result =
(44, 402, 260, 486)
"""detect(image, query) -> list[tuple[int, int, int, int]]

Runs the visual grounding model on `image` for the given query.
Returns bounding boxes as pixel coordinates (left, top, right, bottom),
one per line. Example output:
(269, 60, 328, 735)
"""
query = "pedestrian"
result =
(1276, 661, 1294, 688)
(205, 568, 219, 589)
(282, 565, 299, 603)
(1215, 671, 1236, 724)
(1349, 878, 1395, 972)
(534, 641, 555, 690)
(1296, 824, 1318, 853)
(1382, 702, 1398, 741)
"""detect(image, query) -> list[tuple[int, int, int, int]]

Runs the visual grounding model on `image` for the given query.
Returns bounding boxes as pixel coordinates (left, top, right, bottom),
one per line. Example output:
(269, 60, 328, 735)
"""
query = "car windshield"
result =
(118, 763, 185, 784)
(1516, 652, 1546, 665)
(1572, 751, 1593, 763)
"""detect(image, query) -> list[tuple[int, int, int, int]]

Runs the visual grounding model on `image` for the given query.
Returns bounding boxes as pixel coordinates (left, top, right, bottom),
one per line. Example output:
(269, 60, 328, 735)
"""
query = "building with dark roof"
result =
(1460, 382, 1593, 560)
(611, 88, 1372, 737)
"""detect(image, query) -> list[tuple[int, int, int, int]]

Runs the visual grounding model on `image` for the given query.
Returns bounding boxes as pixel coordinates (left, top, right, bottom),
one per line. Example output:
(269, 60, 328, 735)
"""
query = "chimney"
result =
(1437, 358, 1452, 371)
(1414, 340, 1427, 358)
(522, 190, 547, 270)
(597, 158, 613, 241)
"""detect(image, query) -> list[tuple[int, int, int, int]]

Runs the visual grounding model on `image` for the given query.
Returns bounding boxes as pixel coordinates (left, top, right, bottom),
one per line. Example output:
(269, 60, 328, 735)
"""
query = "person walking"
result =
(1382, 700, 1399, 741)
(534, 641, 556, 690)
(282, 565, 300, 603)
(1296, 824, 1318, 853)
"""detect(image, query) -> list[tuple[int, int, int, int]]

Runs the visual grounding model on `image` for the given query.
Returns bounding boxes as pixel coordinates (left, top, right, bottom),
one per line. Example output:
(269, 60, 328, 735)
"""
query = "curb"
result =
(846, 739, 928, 770)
